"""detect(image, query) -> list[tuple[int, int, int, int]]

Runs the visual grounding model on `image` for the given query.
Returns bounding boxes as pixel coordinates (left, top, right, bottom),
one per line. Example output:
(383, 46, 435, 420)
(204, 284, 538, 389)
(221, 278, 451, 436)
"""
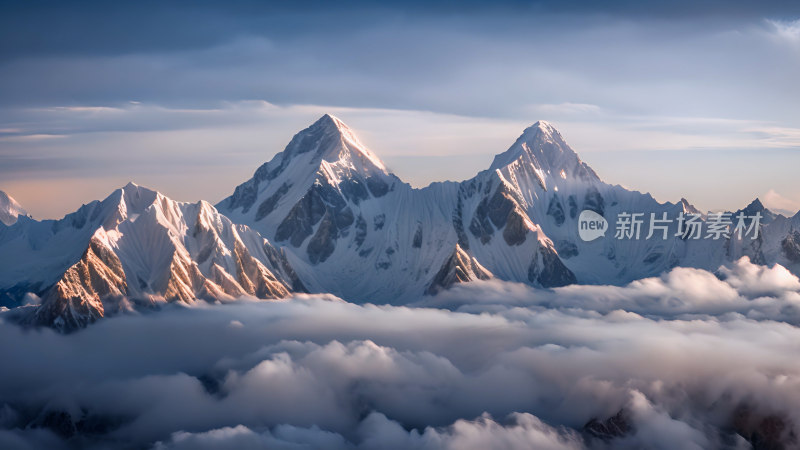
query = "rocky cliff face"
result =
(0, 183, 298, 331)
(426, 245, 492, 295)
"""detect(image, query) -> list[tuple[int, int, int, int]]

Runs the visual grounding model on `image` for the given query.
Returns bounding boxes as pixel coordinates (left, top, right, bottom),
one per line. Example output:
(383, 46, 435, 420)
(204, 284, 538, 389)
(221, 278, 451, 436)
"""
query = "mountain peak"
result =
(292, 114, 387, 172)
(118, 182, 159, 209)
(217, 114, 394, 216)
(745, 198, 764, 211)
(0, 189, 28, 225)
(316, 113, 344, 130)
(679, 198, 701, 214)
(489, 120, 599, 183)
(530, 120, 556, 132)
(737, 197, 776, 223)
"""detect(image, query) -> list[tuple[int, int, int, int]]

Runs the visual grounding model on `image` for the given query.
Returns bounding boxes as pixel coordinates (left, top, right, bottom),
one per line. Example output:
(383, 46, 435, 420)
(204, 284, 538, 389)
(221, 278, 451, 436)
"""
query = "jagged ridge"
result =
(0, 183, 301, 331)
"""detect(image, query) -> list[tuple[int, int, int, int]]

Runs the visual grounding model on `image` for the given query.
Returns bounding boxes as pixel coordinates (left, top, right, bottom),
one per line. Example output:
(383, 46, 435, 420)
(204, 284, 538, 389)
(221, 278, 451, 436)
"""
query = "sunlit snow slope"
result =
(0, 183, 300, 331)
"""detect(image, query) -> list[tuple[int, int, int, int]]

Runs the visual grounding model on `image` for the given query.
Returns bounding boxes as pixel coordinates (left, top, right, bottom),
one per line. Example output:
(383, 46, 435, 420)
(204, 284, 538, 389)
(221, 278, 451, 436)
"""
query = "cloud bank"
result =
(1, 257, 799, 449)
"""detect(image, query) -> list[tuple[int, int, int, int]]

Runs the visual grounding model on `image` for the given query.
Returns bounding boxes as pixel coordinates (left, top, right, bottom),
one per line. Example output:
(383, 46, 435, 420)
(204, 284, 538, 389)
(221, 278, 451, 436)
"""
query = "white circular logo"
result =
(578, 210, 607, 241)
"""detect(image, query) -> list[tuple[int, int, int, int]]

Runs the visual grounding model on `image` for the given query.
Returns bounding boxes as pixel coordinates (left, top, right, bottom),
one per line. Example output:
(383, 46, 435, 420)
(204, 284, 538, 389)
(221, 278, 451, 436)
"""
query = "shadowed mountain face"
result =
(3, 114, 800, 330)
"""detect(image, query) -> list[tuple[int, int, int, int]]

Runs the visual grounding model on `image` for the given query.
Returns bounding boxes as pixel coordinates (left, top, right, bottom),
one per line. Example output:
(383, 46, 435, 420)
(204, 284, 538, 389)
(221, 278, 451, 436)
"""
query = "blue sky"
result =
(1, 0, 799, 218)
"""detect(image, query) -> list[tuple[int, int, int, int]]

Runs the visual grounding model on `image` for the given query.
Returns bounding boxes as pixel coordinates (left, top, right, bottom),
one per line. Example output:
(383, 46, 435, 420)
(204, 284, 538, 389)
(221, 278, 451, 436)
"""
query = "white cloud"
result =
(2, 259, 800, 448)
(763, 189, 800, 216)
(767, 19, 800, 42)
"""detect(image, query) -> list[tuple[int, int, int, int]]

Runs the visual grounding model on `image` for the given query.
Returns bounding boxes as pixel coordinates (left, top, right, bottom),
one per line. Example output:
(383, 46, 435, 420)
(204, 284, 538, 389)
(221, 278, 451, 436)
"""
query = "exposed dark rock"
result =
(503, 209, 529, 246)
(750, 241, 767, 265)
(374, 245, 397, 270)
(583, 409, 632, 441)
(366, 176, 390, 197)
(555, 240, 579, 259)
(276, 181, 354, 250)
(469, 184, 522, 245)
(339, 178, 369, 205)
(317, 183, 347, 211)
(733, 405, 797, 450)
(547, 195, 566, 226)
(335, 206, 355, 230)
(373, 214, 386, 230)
(354, 215, 367, 248)
(487, 185, 515, 229)
(782, 231, 800, 263)
(375, 252, 392, 270)
(275, 189, 324, 247)
(583, 187, 605, 216)
(469, 198, 494, 244)
(426, 246, 492, 295)
(529, 245, 577, 287)
(568, 195, 578, 219)
(307, 212, 338, 264)
(255, 182, 291, 221)
(412, 223, 423, 248)
(226, 179, 259, 213)
(453, 197, 470, 250)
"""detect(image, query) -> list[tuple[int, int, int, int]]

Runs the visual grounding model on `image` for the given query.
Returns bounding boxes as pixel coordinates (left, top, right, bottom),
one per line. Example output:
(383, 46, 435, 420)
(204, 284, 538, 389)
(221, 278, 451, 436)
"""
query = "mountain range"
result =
(3, 114, 800, 331)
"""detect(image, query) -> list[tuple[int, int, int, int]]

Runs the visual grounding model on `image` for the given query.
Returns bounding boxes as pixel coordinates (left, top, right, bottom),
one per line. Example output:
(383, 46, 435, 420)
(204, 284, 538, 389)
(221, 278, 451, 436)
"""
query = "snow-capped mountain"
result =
(0, 190, 27, 225)
(4, 113, 800, 331)
(219, 115, 800, 301)
(218, 115, 576, 303)
(0, 183, 300, 331)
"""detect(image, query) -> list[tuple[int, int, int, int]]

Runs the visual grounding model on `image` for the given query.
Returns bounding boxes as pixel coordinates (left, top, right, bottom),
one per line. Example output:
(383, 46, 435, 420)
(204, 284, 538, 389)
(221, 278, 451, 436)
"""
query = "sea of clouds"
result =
(1, 256, 800, 449)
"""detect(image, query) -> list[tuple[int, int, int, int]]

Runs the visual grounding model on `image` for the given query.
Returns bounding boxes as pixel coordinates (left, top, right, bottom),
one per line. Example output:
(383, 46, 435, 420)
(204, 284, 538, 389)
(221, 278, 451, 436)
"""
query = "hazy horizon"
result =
(3, 109, 800, 220)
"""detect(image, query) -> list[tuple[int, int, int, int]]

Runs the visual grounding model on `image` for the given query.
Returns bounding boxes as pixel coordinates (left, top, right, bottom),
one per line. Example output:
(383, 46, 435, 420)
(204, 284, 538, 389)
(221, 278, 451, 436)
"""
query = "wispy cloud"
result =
(763, 189, 800, 216)
(766, 18, 800, 42)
